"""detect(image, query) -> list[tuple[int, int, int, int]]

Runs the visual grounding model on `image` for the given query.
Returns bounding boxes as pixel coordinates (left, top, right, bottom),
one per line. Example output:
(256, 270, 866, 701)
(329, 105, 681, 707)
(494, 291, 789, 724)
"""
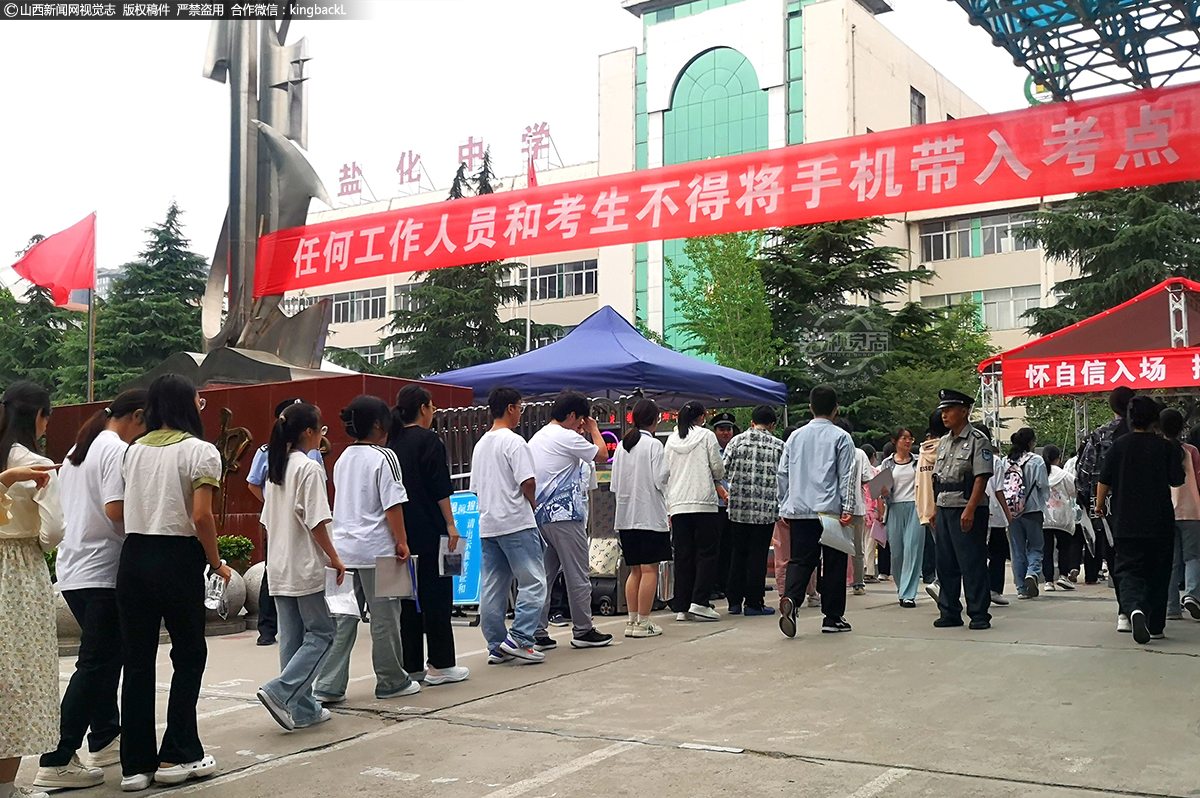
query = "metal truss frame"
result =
(951, 0, 1200, 100)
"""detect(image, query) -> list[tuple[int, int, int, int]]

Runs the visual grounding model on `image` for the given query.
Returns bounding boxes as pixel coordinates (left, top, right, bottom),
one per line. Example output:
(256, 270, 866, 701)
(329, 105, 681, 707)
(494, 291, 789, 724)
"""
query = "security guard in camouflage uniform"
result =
(931, 389, 994, 630)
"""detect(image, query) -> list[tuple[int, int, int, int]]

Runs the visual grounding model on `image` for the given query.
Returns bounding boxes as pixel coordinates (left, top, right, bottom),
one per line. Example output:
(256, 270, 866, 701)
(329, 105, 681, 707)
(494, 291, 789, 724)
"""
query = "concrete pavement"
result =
(22, 578, 1200, 798)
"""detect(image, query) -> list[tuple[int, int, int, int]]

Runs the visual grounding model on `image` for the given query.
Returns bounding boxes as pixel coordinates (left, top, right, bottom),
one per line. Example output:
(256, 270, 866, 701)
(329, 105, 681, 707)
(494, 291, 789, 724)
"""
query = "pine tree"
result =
(382, 151, 555, 378)
(0, 284, 77, 396)
(1023, 181, 1200, 336)
(94, 203, 207, 397)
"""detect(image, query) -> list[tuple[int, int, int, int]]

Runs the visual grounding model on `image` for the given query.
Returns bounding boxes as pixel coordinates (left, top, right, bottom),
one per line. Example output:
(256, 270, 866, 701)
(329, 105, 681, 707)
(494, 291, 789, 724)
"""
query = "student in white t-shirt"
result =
(255, 402, 346, 732)
(312, 395, 419, 703)
(116, 375, 228, 791)
(470, 386, 547, 665)
(528, 391, 611, 651)
(35, 389, 146, 791)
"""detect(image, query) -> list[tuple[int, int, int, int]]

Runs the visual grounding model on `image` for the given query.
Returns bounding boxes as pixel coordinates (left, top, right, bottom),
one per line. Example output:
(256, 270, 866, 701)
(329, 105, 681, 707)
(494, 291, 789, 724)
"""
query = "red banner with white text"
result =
(255, 84, 1200, 298)
(1003, 349, 1200, 397)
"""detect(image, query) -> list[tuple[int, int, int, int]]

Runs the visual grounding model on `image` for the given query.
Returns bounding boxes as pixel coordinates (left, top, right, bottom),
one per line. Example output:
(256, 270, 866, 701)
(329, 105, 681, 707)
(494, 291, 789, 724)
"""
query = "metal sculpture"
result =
(201, 20, 333, 370)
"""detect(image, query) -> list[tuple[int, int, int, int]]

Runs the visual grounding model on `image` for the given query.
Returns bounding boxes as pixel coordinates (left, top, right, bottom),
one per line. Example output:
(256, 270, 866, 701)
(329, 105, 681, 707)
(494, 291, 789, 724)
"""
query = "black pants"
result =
(877, 541, 891, 576)
(671, 512, 720, 612)
(934, 507, 991, 624)
(1083, 523, 1115, 583)
(117, 535, 208, 777)
(922, 525, 937, 582)
(712, 507, 732, 596)
(257, 566, 277, 641)
(988, 527, 1009, 594)
(1043, 527, 1078, 580)
(41, 588, 122, 767)
(399, 553, 457, 672)
(782, 518, 848, 623)
(726, 522, 773, 610)
(1115, 535, 1174, 635)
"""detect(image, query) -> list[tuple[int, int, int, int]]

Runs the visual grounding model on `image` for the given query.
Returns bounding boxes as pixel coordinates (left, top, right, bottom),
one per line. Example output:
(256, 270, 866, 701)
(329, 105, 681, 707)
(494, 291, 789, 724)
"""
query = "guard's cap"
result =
(936, 389, 974, 410)
(712, 411, 737, 429)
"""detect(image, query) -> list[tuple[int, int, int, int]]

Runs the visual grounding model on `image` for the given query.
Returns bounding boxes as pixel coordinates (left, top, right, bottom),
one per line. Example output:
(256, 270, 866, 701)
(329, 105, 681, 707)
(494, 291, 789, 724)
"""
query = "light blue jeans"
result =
(313, 568, 414, 700)
(886, 501, 924, 601)
(1009, 512, 1045, 593)
(1168, 520, 1200, 615)
(260, 591, 335, 726)
(481, 528, 547, 650)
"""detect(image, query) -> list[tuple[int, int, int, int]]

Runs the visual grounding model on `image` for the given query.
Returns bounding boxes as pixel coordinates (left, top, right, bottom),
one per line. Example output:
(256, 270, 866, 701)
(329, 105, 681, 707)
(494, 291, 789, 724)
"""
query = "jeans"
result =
(480, 528, 548, 650)
(399, 553, 457, 673)
(726, 521, 773, 610)
(671, 512, 720, 612)
(313, 568, 413, 700)
(988, 527, 1009, 594)
(116, 535, 207, 777)
(933, 506, 991, 624)
(41, 588, 121, 767)
(886, 502, 923, 601)
(782, 518, 848, 623)
(537, 520, 593, 637)
(1168, 520, 1200, 615)
(261, 591, 335, 726)
(1115, 535, 1174, 635)
(1008, 512, 1045, 592)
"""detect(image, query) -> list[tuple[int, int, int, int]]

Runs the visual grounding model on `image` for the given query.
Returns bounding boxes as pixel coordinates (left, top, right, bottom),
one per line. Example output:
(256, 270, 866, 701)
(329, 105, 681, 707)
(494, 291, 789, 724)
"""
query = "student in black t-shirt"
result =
(1096, 395, 1185, 645)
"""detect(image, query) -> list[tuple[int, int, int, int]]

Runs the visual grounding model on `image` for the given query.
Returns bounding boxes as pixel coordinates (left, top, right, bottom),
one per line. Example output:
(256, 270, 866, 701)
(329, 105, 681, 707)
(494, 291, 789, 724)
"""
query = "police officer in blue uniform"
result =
(931, 389, 994, 630)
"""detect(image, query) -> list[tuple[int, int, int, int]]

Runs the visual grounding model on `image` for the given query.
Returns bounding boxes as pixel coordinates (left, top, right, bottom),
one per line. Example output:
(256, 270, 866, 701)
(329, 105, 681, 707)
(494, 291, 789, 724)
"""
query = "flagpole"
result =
(87, 215, 96, 402)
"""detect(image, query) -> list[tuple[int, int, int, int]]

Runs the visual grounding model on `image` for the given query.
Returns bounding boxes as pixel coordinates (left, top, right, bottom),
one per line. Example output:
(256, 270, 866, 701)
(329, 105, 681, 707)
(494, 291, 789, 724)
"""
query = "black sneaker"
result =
(822, 617, 851, 633)
(533, 633, 557, 651)
(256, 636, 276, 646)
(933, 617, 964, 628)
(1183, 595, 1200, 620)
(1130, 609, 1151, 644)
(570, 629, 613, 648)
(548, 613, 570, 627)
(899, 599, 916, 608)
(969, 619, 991, 630)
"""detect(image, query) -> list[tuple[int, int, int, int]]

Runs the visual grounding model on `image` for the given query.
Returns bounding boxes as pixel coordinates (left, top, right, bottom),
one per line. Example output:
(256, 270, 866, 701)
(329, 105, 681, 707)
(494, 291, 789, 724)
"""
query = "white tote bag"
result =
(818, 513, 857, 555)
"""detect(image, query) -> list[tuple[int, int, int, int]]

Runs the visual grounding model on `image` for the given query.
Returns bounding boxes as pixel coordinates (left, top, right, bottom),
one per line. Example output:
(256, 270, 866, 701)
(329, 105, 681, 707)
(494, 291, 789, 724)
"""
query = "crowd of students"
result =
(2, 375, 1198, 798)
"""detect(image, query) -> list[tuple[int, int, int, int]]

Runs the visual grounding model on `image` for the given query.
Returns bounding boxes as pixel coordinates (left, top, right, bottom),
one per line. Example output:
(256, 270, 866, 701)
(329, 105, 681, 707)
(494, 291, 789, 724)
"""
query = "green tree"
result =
(666, 232, 778, 374)
(94, 203, 207, 397)
(0, 284, 78, 396)
(0, 286, 21, 389)
(382, 153, 556, 378)
(1023, 181, 1200, 336)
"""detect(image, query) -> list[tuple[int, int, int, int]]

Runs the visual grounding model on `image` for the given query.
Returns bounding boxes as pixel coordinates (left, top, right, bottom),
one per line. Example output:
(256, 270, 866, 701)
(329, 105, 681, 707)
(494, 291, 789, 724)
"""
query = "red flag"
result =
(11, 213, 96, 306)
(527, 154, 538, 188)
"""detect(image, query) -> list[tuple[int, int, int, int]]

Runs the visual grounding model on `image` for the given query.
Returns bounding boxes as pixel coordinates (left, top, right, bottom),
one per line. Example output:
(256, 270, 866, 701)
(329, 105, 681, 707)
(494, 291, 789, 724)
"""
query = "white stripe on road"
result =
(172, 721, 418, 793)
(160, 703, 257, 730)
(478, 741, 638, 798)
(845, 768, 910, 798)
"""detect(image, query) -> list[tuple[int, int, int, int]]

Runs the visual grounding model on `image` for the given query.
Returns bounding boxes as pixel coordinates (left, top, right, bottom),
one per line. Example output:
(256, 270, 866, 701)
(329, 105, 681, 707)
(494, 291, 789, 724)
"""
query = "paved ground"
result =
(20, 578, 1200, 798)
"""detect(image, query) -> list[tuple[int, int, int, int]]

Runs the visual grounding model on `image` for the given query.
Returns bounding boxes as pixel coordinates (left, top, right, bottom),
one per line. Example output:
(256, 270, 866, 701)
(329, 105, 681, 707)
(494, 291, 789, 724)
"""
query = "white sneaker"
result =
(154, 755, 217, 785)
(34, 755, 105, 789)
(120, 774, 153, 792)
(643, 620, 663, 636)
(295, 708, 332, 728)
(256, 687, 296, 730)
(925, 581, 940, 601)
(687, 603, 720, 621)
(11, 787, 50, 798)
(990, 592, 1010, 606)
(499, 638, 546, 663)
(675, 612, 689, 622)
(378, 680, 422, 699)
(424, 665, 469, 685)
(1056, 576, 1075, 591)
(1117, 614, 1132, 633)
(85, 735, 121, 769)
(1044, 580, 1056, 591)
(628, 619, 663, 638)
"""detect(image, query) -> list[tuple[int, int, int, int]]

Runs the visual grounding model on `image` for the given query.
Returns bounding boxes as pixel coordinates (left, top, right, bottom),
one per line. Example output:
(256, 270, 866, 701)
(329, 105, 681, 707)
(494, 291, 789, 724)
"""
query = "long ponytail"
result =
(68, 388, 147, 467)
(622, 398, 660, 452)
(267, 402, 321, 485)
(676, 401, 706, 440)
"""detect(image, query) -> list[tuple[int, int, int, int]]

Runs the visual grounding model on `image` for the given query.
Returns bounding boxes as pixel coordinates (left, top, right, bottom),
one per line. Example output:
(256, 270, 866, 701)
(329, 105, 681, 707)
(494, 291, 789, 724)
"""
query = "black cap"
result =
(712, 411, 737, 428)
(936, 389, 974, 410)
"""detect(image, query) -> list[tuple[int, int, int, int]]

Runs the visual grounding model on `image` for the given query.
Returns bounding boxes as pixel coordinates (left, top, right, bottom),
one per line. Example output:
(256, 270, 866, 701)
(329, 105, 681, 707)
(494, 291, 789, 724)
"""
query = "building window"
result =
(910, 87, 926, 126)
(393, 282, 424, 313)
(514, 260, 598, 301)
(980, 212, 1036, 255)
(331, 287, 386, 324)
(348, 345, 387, 365)
(919, 218, 972, 262)
(923, 285, 1042, 330)
(282, 294, 320, 316)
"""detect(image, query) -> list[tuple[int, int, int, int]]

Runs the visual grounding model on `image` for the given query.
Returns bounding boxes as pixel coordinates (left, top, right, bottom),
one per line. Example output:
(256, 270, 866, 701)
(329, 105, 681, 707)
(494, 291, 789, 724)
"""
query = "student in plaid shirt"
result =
(723, 406, 784, 616)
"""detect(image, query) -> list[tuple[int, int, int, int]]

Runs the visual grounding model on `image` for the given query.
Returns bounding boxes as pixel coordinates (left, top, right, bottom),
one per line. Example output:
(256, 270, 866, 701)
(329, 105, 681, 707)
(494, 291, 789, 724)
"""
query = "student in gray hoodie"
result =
(664, 401, 726, 622)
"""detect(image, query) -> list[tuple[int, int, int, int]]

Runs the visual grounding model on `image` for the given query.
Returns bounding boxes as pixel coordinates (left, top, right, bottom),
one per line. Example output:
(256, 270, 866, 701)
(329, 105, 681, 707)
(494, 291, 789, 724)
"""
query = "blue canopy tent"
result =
(431, 306, 788, 408)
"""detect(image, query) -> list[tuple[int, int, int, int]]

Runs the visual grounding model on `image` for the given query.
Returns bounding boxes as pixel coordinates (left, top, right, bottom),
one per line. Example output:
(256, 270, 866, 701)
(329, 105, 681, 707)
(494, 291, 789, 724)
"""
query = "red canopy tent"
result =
(977, 278, 1200, 441)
